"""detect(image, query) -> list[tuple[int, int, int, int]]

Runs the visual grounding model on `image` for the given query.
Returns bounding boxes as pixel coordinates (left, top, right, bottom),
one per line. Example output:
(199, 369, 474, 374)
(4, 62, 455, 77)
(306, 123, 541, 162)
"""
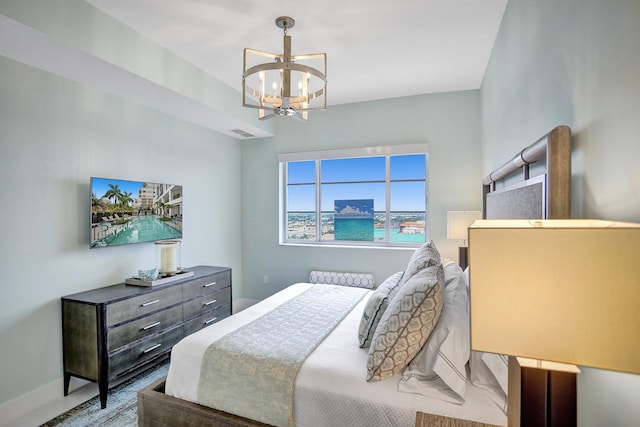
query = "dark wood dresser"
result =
(61, 265, 231, 408)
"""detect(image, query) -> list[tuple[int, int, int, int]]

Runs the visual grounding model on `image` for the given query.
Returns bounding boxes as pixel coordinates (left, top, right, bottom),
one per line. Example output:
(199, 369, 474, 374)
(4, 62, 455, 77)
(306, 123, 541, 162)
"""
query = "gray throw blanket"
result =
(197, 284, 368, 426)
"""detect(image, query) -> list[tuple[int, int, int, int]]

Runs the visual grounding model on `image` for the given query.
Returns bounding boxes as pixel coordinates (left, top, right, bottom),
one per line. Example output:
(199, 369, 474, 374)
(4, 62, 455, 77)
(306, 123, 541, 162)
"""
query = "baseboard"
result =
(0, 377, 97, 427)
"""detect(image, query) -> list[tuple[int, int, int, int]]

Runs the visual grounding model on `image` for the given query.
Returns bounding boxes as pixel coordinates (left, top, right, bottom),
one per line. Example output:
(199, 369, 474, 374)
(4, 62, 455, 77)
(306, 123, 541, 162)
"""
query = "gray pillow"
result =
(357, 271, 404, 348)
(366, 264, 445, 381)
(397, 240, 442, 288)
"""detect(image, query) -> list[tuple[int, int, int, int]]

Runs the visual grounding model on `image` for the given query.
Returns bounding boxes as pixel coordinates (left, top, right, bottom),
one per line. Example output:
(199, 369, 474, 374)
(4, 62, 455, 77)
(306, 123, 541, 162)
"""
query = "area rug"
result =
(41, 362, 169, 427)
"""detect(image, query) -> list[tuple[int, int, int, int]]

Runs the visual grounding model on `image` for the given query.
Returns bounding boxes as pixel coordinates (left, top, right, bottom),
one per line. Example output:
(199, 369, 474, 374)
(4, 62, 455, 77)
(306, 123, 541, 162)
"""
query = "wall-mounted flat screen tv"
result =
(90, 177, 182, 248)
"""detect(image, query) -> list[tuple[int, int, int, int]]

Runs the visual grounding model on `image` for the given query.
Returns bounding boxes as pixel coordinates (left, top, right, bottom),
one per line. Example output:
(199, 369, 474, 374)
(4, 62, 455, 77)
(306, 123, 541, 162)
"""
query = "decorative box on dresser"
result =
(61, 265, 231, 408)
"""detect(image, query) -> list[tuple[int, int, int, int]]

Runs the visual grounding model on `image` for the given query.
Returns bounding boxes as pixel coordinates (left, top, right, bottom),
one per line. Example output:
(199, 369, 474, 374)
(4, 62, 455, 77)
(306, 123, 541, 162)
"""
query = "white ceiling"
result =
(86, 0, 508, 106)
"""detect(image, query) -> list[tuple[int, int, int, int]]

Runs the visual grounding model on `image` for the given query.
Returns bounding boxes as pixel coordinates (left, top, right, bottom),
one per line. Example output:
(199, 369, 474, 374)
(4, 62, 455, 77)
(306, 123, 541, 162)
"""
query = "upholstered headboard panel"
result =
(486, 175, 546, 220)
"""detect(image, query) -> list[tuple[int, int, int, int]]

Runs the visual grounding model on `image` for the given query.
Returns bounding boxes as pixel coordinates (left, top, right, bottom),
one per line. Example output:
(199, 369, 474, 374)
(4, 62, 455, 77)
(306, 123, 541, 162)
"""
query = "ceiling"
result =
(86, 0, 508, 107)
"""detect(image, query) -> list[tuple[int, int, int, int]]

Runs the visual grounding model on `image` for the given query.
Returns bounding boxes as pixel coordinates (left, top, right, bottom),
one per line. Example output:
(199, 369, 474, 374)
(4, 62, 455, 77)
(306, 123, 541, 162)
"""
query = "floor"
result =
(3, 382, 99, 427)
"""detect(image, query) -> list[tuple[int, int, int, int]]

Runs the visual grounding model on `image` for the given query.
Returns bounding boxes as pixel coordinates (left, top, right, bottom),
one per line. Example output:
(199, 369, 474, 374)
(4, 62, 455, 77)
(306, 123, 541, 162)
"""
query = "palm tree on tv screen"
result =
(155, 200, 168, 219)
(103, 184, 122, 215)
(118, 191, 134, 216)
(91, 193, 108, 223)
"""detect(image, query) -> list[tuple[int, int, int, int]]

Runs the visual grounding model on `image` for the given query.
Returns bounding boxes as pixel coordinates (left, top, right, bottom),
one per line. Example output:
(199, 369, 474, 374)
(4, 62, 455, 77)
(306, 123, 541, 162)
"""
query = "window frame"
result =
(278, 143, 429, 248)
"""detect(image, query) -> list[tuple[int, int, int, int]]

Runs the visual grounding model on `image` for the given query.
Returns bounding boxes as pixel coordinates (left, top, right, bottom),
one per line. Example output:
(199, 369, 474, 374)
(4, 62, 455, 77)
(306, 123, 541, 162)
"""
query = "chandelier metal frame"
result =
(242, 16, 327, 121)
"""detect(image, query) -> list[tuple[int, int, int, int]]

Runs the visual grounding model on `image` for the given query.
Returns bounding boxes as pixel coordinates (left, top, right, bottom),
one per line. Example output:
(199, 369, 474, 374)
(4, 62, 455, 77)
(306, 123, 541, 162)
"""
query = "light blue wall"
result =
(0, 30, 243, 417)
(481, 0, 640, 425)
(0, 53, 243, 405)
(241, 90, 482, 301)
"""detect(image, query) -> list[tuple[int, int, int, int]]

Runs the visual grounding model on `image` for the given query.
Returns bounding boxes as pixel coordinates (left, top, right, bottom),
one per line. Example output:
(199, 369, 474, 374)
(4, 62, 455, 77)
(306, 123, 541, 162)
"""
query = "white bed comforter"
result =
(166, 283, 507, 427)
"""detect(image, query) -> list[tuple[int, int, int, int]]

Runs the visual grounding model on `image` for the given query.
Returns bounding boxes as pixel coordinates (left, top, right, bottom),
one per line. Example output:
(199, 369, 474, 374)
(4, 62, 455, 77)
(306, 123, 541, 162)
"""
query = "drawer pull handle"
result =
(204, 317, 218, 325)
(141, 299, 160, 307)
(143, 343, 162, 353)
(204, 299, 217, 306)
(203, 282, 217, 288)
(142, 321, 161, 331)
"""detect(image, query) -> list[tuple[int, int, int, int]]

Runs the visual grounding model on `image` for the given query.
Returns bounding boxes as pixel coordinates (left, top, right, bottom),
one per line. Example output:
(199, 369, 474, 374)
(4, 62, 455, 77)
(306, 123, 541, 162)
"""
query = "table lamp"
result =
(447, 211, 482, 269)
(468, 219, 640, 427)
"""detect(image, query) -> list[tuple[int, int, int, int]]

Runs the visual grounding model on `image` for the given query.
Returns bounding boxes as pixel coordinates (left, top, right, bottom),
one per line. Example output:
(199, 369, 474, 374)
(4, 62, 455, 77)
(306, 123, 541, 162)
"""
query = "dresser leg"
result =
(63, 373, 70, 396)
(99, 380, 108, 409)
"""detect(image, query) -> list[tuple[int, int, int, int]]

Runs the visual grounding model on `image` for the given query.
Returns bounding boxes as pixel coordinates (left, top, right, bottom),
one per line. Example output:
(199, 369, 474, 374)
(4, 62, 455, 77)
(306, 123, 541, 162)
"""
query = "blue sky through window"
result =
(322, 182, 385, 212)
(322, 157, 385, 182)
(287, 154, 426, 212)
(391, 155, 426, 180)
(287, 161, 315, 184)
(287, 184, 315, 211)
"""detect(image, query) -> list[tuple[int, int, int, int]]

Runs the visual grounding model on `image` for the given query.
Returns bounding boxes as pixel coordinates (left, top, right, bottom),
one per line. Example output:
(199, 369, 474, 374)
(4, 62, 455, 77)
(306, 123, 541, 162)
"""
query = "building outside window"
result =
(279, 144, 428, 247)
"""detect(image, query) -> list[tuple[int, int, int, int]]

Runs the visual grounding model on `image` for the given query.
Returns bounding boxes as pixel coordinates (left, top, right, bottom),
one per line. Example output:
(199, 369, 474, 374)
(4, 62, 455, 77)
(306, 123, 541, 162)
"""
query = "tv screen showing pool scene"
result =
(90, 177, 182, 248)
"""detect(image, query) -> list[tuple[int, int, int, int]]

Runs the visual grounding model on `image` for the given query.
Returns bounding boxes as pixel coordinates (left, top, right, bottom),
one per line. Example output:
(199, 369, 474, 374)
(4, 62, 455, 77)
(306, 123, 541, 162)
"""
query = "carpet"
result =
(41, 362, 169, 427)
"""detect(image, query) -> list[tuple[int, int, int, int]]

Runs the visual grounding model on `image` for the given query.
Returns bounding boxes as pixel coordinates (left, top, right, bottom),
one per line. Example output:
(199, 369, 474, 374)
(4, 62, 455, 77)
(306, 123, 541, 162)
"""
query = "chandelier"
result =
(242, 16, 327, 121)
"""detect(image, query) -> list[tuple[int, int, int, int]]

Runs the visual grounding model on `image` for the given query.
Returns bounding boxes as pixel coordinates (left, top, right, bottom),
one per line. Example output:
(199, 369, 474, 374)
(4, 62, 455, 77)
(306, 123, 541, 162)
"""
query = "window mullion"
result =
(385, 156, 391, 243)
(315, 160, 321, 242)
(424, 154, 429, 238)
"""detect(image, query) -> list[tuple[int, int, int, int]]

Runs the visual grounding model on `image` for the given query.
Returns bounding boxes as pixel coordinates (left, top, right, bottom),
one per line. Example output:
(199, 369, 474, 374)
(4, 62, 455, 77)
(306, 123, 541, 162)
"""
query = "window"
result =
(279, 144, 428, 247)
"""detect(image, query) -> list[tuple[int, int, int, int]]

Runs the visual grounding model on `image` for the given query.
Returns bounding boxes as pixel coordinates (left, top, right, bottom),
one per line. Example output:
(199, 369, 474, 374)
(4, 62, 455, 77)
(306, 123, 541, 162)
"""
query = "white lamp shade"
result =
(447, 211, 482, 240)
(468, 219, 640, 374)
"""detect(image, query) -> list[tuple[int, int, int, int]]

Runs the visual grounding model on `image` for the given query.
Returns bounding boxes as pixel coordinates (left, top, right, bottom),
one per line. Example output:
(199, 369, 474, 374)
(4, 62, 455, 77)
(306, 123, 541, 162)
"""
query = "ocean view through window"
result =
(280, 144, 428, 247)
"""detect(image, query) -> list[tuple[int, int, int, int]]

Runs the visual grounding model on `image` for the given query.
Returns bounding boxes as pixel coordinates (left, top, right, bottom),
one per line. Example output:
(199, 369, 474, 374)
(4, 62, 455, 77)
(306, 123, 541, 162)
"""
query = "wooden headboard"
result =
(482, 125, 571, 220)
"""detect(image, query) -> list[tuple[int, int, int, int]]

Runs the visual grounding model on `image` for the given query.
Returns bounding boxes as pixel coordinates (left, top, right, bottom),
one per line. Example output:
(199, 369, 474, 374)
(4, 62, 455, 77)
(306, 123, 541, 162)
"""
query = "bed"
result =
(138, 125, 571, 427)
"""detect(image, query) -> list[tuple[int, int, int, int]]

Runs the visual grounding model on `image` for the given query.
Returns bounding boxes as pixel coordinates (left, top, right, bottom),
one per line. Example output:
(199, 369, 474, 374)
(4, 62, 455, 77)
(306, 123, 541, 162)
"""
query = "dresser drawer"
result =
(182, 286, 231, 321)
(109, 326, 183, 379)
(106, 286, 182, 327)
(182, 270, 231, 300)
(183, 304, 231, 336)
(107, 304, 183, 352)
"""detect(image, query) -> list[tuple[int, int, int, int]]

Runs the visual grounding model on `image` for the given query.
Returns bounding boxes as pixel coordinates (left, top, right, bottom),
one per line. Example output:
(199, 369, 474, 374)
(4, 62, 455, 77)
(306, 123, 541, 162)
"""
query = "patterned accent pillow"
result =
(357, 271, 404, 348)
(397, 241, 442, 288)
(366, 264, 445, 381)
(308, 271, 375, 289)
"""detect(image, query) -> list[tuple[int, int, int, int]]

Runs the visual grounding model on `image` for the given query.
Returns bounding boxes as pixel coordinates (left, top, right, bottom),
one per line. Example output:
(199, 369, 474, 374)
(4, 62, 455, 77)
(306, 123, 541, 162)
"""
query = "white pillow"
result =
(469, 351, 509, 414)
(398, 262, 470, 403)
(465, 264, 508, 413)
(463, 266, 470, 288)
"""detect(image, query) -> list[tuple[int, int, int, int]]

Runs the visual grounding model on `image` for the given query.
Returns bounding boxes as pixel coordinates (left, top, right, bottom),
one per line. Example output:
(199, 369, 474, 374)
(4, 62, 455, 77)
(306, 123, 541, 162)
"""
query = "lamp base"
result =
(508, 357, 577, 427)
(458, 246, 469, 270)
